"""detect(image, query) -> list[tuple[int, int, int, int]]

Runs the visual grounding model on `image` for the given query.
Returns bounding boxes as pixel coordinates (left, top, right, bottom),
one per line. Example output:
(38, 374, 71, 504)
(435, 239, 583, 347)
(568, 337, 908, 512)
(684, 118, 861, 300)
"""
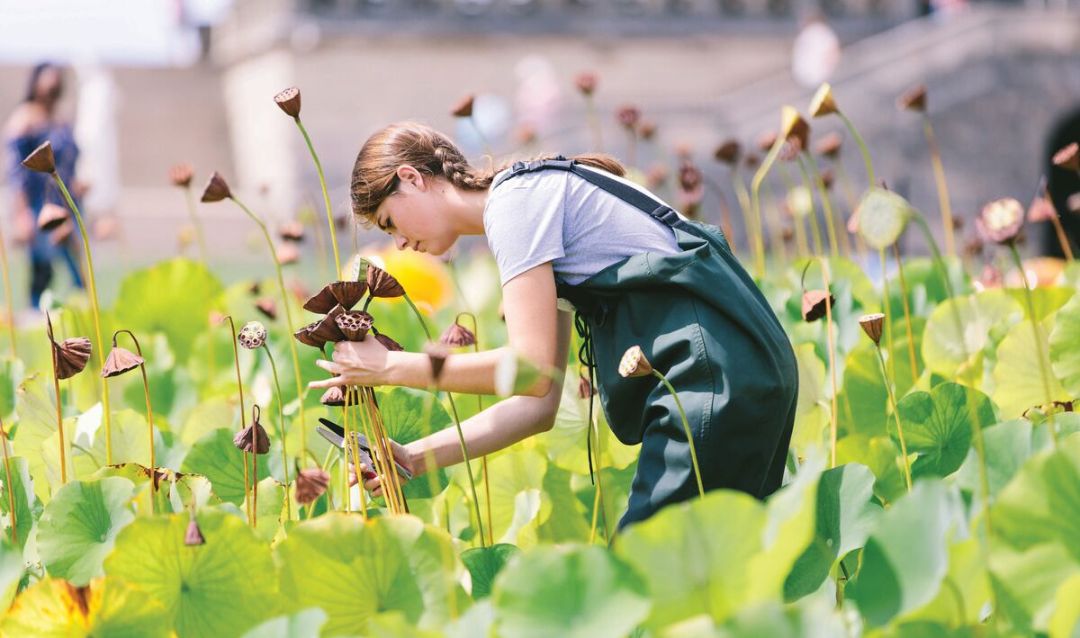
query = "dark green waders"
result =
(492, 158, 799, 531)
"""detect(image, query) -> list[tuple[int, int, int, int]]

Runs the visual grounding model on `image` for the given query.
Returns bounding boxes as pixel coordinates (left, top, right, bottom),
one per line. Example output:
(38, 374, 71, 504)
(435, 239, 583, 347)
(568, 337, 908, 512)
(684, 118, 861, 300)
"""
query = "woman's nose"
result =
(394, 234, 408, 251)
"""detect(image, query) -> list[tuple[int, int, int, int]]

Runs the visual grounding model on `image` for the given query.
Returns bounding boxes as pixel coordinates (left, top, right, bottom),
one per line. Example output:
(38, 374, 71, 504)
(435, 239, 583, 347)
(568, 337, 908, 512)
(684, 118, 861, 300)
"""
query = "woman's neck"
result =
(447, 187, 489, 236)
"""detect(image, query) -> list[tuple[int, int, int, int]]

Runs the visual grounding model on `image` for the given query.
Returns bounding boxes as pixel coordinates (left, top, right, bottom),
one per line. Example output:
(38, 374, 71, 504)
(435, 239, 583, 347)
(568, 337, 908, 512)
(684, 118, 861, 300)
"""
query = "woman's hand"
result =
(309, 338, 392, 390)
(348, 438, 420, 498)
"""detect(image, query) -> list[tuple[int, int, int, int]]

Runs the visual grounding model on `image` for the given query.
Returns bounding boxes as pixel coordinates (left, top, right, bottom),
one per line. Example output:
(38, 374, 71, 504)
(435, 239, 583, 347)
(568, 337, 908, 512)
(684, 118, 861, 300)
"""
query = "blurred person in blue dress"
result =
(4, 62, 86, 311)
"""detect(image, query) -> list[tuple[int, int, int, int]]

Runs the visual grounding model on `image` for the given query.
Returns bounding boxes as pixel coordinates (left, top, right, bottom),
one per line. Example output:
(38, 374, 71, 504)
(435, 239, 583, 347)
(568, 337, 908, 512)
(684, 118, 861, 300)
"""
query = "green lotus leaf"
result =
(37, 477, 136, 585)
(366, 611, 446, 637)
(240, 608, 328, 638)
(1049, 292, 1080, 396)
(885, 257, 969, 319)
(989, 542, 1076, 633)
(955, 419, 1033, 500)
(846, 480, 960, 627)
(181, 427, 270, 505)
(462, 543, 520, 600)
(0, 456, 40, 549)
(0, 576, 169, 638)
(113, 258, 224, 361)
(1006, 286, 1075, 322)
(783, 463, 881, 601)
(491, 544, 650, 638)
(274, 513, 469, 636)
(0, 537, 24, 610)
(838, 340, 919, 439)
(539, 372, 637, 474)
(73, 409, 156, 477)
(897, 382, 995, 478)
(790, 343, 829, 454)
(104, 507, 278, 637)
(615, 480, 815, 630)
(178, 397, 233, 447)
(1049, 573, 1080, 638)
(0, 357, 25, 422)
(900, 537, 993, 628)
(14, 373, 74, 501)
(835, 435, 908, 505)
(856, 187, 916, 250)
(921, 290, 1022, 381)
(992, 316, 1069, 420)
(475, 448, 550, 547)
(374, 387, 451, 499)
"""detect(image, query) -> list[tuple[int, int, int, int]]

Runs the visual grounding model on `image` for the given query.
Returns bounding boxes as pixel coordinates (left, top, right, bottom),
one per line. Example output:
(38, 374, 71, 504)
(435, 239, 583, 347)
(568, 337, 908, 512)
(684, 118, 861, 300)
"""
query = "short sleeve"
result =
(483, 172, 568, 285)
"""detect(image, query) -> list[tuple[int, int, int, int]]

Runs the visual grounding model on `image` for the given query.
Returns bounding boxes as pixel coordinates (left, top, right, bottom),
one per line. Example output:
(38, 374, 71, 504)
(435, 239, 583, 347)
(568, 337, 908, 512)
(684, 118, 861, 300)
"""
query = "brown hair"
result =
(350, 121, 626, 227)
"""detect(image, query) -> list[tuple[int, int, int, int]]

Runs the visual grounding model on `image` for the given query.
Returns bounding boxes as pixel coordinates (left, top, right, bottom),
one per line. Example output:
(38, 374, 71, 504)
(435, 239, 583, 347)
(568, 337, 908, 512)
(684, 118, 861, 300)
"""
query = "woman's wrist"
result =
(403, 439, 434, 475)
(384, 350, 421, 387)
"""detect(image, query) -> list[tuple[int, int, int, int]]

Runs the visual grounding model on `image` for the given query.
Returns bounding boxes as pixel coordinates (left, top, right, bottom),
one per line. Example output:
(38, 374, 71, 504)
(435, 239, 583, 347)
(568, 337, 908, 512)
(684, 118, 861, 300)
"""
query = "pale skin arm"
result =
(4, 106, 38, 244)
(310, 263, 574, 495)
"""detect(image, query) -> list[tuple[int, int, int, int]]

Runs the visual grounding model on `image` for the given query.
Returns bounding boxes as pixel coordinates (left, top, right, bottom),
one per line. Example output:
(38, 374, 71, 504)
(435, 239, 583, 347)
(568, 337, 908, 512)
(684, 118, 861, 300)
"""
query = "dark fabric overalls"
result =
(493, 158, 799, 530)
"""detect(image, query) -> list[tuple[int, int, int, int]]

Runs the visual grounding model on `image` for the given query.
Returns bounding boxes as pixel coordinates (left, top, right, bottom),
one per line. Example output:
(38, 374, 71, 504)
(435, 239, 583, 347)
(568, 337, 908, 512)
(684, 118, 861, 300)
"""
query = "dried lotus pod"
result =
(439, 318, 476, 347)
(858, 313, 885, 345)
(303, 281, 367, 313)
(238, 321, 267, 350)
(713, 139, 740, 165)
(295, 466, 330, 505)
(46, 311, 92, 380)
(170, 163, 194, 188)
(618, 346, 653, 378)
(233, 405, 270, 454)
(101, 345, 143, 378)
(897, 84, 927, 112)
(273, 86, 301, 118)
(335, 310, 373, 341)
(374, 332, 404, 352)
(366, 264, 405, 298)
(184, 517, 206, 546)
(255, 298, 277, 321)
(21, 141, 55, 174)
(310, 305, 347, 343)
(451, 94, 475, 118)
(801, 289, 835, 323)
(320, 385, 361, 407)
(200, 171, 231, 203)
(294, 320, 328, 349)
(37, 203, 69, 231)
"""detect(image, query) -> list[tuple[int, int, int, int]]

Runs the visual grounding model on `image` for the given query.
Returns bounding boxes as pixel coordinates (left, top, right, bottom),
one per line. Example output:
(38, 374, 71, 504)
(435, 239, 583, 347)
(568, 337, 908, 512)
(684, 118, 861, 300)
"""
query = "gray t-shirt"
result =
(483, 164, 681, 287)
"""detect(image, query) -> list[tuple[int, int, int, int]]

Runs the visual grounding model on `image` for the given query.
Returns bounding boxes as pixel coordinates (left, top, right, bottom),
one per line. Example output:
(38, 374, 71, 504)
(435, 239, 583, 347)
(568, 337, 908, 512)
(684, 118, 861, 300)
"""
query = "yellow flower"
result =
(376, 248, 453, 313)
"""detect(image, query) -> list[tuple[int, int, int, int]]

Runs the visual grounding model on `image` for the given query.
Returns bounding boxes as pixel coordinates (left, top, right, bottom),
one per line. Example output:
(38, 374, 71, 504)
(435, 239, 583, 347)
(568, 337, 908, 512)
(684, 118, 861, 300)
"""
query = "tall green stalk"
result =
(262, 342, 291, 520)
(111, 330, 157, 510)
(749, 138, 786, 279)
(803, 153, 841, 258)
(1008, 244, 1058, 444)
(291, 118, 341, 276)
(0, 224, 16, 359)
(652, 371, 704, 498)
(922, 116, 956, 259)
(229, 196, 308, 461)
(53, 176, 112, 464)
(873, 345, 913, 491)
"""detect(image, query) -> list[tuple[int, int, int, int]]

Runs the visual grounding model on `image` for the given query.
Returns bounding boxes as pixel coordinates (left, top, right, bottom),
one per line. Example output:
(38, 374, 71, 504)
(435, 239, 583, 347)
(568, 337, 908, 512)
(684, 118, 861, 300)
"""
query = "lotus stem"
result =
(891, 245, 920, 386)
(418, 389, 448, 531)
(350, 399, 368, 519)
(50, 345, 67, 485)
(229, 196, 308, 463)
(750, 138, 786, 279)
(261, 343, 291, 520)
(181, 182, 209, 265)
(922, 115, 956, 258)
(651, 371, 704, 498)
(1008, 243, 1058, 445)
(835, 163, 870, 264)
(113, 330, 156, 509)
(402, 295, 485, 546)
(796, 158, 825, 257)
(251, 406, 258, 527)
(1050, 213, 1075, 261)
(0, 224, 16, 359)
(730, 168, 764, 259)
(221, 316, 251, 523)
(53, 175, 112, 465)
(590, 400, 611, 545)
(0, 416, 17, 544)
(292, 118, 341, 276)
(879, 248, 897, 384)
(341, 385, 353, 512)
(873, 344, 912, 491)
(459, 311, 495, 546)
(822, 263, 839, 468)
(804, 153, 841, 258)
(836, 111, 875, 187)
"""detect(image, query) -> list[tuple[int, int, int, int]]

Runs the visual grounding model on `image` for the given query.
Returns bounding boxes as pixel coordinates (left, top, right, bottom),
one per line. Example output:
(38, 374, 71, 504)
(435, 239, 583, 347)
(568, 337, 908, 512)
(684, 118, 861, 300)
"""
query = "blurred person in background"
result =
(791, 11, 840, 89)
(4, 62, 86, 311)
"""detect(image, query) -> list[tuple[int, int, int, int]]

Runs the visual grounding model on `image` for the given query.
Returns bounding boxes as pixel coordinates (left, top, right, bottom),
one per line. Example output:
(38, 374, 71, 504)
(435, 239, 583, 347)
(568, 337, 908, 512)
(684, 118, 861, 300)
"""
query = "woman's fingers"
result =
(307, 375, 346, 390)
(315, 359, 343, 374)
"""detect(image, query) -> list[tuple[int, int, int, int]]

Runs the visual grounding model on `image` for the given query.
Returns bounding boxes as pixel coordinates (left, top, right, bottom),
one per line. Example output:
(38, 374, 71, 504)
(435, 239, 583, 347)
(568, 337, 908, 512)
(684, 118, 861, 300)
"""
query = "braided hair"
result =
(350, 121, 625, 227)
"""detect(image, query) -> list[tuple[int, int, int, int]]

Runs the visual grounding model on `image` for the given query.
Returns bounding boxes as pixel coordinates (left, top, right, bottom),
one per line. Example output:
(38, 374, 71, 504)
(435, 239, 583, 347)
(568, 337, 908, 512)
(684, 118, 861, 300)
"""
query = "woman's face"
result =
(373, 167, 458, 256)
(34, 67, 63, 103)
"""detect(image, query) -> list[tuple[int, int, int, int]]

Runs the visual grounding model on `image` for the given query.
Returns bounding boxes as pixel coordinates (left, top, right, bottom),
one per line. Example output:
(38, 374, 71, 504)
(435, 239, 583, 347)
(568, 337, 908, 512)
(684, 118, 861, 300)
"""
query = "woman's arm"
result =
(313, 262, 565, 398)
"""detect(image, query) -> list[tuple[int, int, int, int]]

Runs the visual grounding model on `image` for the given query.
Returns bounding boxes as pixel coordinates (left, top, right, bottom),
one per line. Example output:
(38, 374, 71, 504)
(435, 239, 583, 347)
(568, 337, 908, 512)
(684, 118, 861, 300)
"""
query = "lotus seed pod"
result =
(101, 345, 143, 378)
(809, 83, 838, 118)
(618, 346, 653, 379)
(21, 141, 55, 173)
(169, 163, 194, 188)
(976, 198, 1024, 245)
(801, 289, 835, 323)
(273, 86, 301, 118)
(859, 313, 885, 345)
(335, 310, 373, 341)
(439, 320, 476, 348)
(450, 94, 474, 118)
(295, 467, 331, 505)
(238, 321, 267, 350)
(199, 171, 231, 203)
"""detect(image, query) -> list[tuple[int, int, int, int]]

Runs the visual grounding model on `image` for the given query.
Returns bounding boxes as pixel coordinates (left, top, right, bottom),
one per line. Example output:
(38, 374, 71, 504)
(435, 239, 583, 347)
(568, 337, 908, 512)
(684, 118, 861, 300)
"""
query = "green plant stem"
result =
(874, 345, 912, 491)
(293, 118, 341, 276)
(651, 371, 704, 498)
(113, 330, 157, 511)
(223, 316, 251, 524)
(796, 157, 825, 257)
(804, 153, 841, 258)
(0, 224, 16, 359)
(51, 358, 67, 485)
(750, 138, 786, 279)
(230, 196, 308, 462)
(879, 248, 896, 384)
(460, 311, 495, 546)
(821, 264, 839, 468)
(0, 416, 17, 544)
(836, 110, 876, 186)
(53, 174, 112, 464)
(892, 244, 920, 387)
(1008, 243, 1058, 445)
(922, 115, 955, 259)
(181, 185, 209, 265)
(262, 343, 291, 521)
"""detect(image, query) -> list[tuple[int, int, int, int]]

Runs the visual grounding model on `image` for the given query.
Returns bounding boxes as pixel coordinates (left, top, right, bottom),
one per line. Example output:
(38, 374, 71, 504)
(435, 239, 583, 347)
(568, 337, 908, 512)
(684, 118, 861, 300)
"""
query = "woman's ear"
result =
(395, 165, 427, 192)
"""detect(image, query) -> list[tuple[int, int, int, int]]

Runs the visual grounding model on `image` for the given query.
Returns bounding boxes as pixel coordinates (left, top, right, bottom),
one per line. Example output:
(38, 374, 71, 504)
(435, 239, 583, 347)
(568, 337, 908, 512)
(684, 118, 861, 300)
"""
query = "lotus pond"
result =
(0, 83, 1079, 637)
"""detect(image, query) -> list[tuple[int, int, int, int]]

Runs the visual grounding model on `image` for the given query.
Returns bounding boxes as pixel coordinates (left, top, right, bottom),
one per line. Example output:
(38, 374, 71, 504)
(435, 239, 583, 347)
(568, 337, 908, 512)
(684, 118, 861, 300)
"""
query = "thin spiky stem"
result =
(651, 371, 704, 498)
(874, 345, 912, 491)
(262, 343, 291, 520)
(0, 416, 16, 544)
(292, 118, 341, 276)
(112, 330, 156, 510)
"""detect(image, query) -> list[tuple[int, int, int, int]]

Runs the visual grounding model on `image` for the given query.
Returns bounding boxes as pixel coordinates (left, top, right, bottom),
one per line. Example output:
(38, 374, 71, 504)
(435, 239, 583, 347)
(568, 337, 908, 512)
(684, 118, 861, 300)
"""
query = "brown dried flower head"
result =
(820, 168, 835, 190)
(638, 120, 658, 141)
(858, 313, 885, 345)
(814, 131, 843, 159)
(713, 139, 741, 165)
(976, 197, 1024, 245)
(278, 221, 305, 243)
(170, 163, 194, 188)
(276, 243, 300, 266)
(757, 130, 778, 153)
(375, 332, 404, 352)
(451, 94, 475, 118)
(255, 298, 277, 321)
(574, 72, 597, 97)
(808, 84, 838, 118)
(440, 319, 476, 348)
(273, 86, 301, 118)
(294, 320, 327, 349)
(897, 84, 927, 112)
(424, 342, 450, 382)
(618, 345, 653, 378)
(801, 289, 835, 323)
(616, 105, 640, 131)
(320, 385, 360, 407)
(335, 310, 373, 341)
(780, 106, 810, 151)
(101, 344, 143, 378)
(678, 160, 703, 193)
(310, 305, 347, 343)
(1053, 142, 1079, 172)
(233, 405, 270, 455)
(45, 312, 92, 380)
(21, 141, 56, 174)
(184, 518, 206, 546)
(37, 203, 69, 232)
(200, 171, 232, 203)
(238, 321, 267, 350)
(367, 264, 406, 298)
(295, 467, 331, 505)
(304, 281, 368, 313)
(1027, 194, 1057, 223)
